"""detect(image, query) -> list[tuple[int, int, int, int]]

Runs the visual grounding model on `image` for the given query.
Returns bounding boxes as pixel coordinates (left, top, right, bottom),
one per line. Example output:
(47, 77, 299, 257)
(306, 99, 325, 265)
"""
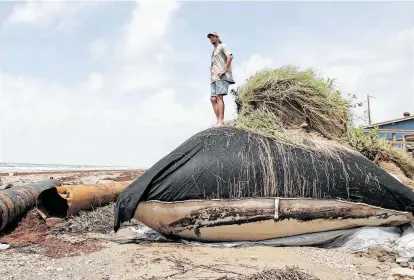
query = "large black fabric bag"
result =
(114, 127, 414, 231)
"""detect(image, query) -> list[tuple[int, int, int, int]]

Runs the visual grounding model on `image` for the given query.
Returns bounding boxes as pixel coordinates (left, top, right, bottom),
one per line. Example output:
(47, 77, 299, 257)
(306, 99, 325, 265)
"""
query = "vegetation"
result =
(229, 65, 414, 179)
(232, 66, 349, 140)
(348, 126, 414, 178)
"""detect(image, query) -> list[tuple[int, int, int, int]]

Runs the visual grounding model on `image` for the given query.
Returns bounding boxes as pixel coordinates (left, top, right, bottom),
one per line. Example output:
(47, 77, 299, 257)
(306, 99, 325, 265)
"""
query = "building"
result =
(363, 112, 414, 154)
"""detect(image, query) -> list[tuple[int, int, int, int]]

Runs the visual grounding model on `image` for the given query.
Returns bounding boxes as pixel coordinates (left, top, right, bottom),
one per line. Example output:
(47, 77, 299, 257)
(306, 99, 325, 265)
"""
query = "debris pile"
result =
(56, 202, 140, 234)
(0, 209, 103, 258)
(235, 266, 320, 280)
(0, 173, 138, 258)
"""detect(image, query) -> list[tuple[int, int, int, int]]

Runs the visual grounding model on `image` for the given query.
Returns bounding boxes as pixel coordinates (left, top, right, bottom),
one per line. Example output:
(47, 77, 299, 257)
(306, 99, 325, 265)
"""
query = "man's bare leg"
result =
(217, 95, 225, 126)
(210, 96, 220, 125)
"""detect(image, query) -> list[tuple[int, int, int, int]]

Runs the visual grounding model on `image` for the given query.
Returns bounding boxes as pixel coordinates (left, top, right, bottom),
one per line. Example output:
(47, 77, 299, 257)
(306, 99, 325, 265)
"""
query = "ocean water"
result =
(0, 162, 135, 173)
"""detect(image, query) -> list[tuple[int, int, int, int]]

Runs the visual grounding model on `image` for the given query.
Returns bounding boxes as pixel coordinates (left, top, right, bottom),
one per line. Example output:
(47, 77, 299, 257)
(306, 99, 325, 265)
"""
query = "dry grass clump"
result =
(56, 202, 141, 234)
(55, 203, 116, 234)
(233, 66, 350, 141)
(163, 255, 319, 280)
(235, 266, 320, 280)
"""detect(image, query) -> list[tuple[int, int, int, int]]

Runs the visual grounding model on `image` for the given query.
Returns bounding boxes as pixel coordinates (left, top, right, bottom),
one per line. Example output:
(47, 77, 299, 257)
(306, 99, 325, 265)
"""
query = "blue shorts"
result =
(211, 80, 229, 97)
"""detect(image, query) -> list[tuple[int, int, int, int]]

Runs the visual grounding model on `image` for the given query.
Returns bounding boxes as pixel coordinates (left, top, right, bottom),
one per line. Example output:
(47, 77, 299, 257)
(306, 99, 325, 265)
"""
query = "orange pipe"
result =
(37, 181, 131, 218)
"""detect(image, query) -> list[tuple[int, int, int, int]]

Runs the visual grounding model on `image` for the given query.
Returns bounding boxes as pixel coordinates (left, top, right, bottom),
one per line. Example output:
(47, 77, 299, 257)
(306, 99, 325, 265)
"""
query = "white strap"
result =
(274, 198, 279, 220)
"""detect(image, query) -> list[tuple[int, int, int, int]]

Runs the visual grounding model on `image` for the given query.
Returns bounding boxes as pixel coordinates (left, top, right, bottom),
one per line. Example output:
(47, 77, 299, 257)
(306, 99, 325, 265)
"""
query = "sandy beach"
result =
(0, 169, 409, 280)
(0, 169, 145, 189)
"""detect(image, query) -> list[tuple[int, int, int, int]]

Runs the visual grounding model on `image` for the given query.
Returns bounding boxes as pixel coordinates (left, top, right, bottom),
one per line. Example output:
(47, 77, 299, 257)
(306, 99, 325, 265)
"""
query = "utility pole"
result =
(367, 95, 371, 125)
(367, 95, 375, 125)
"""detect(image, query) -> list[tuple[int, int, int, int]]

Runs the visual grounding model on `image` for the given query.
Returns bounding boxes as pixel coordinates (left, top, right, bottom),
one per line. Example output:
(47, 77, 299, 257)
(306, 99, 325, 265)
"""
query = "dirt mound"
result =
(0, 210, 103, 258)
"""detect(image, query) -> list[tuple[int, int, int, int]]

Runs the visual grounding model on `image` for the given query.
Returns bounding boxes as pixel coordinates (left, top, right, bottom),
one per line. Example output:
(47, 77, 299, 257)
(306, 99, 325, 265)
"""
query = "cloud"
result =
(2, 2, 412, 168)
(96, 1, 181, 93)
(88, 72, 104, 92)
(233, 54, 274, 85)
(89, 39, 107, 60)
(5, 0, 98, 30)
(110, 62, 171, 93)
(0, 69, 214, 166)
(116, 0, 180, 61)
(0, 0, 216, 167)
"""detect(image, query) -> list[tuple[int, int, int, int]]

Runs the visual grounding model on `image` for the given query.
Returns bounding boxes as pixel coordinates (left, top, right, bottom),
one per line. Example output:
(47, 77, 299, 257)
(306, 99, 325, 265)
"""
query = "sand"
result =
(0, 170, 411, 280)
(0, 169, 144, 189)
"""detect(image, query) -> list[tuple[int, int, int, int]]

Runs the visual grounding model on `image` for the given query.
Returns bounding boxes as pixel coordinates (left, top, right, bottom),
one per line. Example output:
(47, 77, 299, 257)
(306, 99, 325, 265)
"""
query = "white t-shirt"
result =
(210, 44, 235, 84)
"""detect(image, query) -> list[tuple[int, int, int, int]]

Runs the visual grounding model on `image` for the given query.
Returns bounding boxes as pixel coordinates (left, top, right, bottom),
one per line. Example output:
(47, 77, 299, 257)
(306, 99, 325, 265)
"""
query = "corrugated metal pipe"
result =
(0, 179, 62, 231)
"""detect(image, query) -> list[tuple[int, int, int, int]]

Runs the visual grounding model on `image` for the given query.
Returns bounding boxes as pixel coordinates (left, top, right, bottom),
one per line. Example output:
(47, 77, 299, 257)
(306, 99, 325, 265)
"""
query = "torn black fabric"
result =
(114, 126, 414, 231)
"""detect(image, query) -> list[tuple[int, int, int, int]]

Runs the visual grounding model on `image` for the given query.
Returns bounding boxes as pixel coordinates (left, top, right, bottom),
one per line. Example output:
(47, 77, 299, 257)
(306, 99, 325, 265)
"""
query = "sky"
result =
(0, 0, 413, 168)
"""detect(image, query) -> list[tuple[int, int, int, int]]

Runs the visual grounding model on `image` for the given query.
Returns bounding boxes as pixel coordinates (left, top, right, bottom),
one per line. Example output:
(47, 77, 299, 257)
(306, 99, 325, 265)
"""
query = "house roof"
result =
(363, 115, 414, 128)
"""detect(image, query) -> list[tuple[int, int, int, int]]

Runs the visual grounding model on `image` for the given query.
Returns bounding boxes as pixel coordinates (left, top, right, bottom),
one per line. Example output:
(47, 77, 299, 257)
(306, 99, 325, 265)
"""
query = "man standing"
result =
(207, 32, 235, 127)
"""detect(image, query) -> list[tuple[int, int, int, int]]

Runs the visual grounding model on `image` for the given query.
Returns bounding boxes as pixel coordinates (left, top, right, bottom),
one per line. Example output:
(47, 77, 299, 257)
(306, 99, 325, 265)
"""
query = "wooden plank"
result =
(395, 138, 414, 142)
(363, 129, 414, 134)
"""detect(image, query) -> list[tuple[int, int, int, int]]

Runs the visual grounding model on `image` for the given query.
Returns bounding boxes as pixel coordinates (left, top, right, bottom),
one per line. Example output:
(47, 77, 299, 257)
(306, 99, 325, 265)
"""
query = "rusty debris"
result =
(0, 179, 62, 231)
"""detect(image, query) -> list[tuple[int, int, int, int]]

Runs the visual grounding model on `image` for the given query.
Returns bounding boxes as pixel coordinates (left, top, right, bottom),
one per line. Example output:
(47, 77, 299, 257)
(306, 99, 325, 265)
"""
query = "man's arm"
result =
(225, 54, 233, 72)
(220, 44, 233, 76)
